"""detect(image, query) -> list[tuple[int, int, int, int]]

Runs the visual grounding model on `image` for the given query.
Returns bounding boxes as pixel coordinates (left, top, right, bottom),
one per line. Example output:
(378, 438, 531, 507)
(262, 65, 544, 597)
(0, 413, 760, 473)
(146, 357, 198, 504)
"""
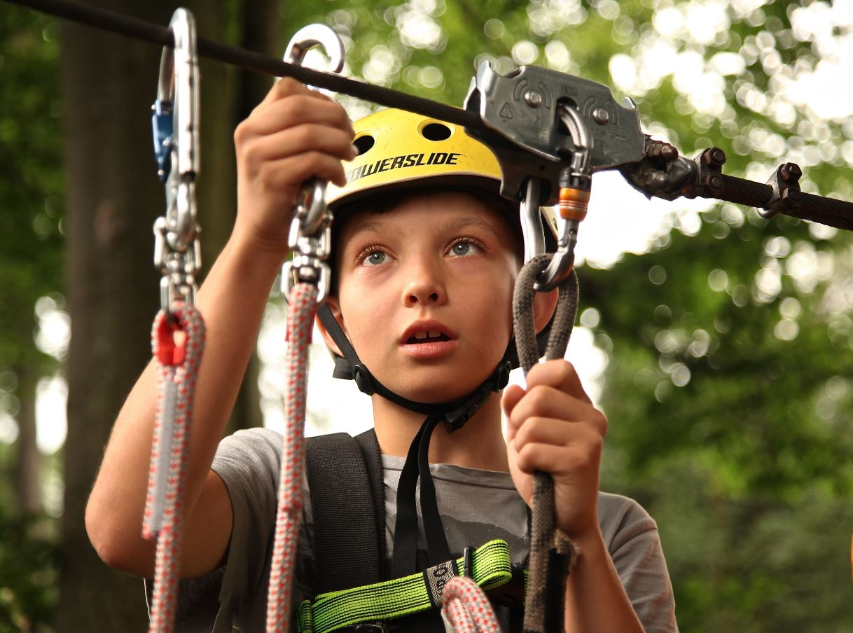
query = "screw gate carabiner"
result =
(151, 8, 201, 317)
(520, 178, 547, 264)
(534, 105, 593, 292)
(280, 24, 346, 306)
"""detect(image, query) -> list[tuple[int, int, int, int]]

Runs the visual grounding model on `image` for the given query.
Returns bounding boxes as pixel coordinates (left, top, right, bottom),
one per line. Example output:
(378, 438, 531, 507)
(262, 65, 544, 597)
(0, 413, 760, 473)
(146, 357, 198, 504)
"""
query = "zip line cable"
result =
(7, 0, 853, 231)
(4, 0, 484, 132)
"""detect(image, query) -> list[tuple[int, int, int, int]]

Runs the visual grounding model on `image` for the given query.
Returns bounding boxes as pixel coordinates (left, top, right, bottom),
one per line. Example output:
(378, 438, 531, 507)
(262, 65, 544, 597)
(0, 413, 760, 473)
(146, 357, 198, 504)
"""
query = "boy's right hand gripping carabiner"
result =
(281, 25, 345, 305)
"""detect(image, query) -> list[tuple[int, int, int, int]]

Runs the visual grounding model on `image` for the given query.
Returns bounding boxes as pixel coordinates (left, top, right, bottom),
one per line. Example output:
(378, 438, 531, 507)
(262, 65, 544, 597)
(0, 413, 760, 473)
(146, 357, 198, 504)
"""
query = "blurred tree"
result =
(0, 4, 64, 518)
(2, 0, 852, 631)
(298, 0, 853, 630)
(55, 0, 278, 630)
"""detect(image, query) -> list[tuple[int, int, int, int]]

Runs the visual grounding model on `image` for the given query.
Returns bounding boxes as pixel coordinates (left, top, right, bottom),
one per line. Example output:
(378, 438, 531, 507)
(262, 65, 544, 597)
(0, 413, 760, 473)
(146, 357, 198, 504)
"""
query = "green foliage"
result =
(291, 0, 853, 628)
(0, 7, 64, 382)
(0, 7, 64, 631)
(0, 507, 58, 633)
(2, 0, 852, 630)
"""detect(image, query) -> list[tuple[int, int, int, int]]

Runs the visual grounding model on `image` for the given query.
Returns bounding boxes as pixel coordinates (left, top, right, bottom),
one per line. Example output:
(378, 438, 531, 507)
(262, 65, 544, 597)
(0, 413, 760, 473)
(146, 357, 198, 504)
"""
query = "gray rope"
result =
(513, 254, 579, 633)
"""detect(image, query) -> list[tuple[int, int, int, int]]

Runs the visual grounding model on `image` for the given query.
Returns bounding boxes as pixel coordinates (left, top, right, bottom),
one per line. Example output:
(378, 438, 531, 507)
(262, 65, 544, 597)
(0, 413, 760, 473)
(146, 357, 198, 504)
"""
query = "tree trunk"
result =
(13, 365, 42, 515)
(56, 0, 241, 630)
(228, 0, 281, 434)
(58, 2, 163, 629)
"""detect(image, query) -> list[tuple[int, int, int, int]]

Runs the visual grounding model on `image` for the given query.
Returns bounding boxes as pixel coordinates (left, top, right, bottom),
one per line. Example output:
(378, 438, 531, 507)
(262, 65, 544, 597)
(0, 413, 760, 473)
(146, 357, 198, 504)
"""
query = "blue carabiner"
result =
(151, 99, 173, 183)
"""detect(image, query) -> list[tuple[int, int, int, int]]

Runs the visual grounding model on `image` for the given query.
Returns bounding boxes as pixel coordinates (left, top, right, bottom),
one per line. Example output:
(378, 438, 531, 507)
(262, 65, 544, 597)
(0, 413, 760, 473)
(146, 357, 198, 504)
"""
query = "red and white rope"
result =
(441, 576, 502, 633)
(143, 302, 206, 633)
(267, 283, 318, 633)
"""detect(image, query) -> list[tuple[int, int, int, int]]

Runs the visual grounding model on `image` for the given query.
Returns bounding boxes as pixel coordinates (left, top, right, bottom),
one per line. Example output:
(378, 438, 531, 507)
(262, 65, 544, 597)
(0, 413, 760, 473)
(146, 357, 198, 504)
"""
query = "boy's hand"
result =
(502, 360, 607, 541)
(233, 78, 356, 257)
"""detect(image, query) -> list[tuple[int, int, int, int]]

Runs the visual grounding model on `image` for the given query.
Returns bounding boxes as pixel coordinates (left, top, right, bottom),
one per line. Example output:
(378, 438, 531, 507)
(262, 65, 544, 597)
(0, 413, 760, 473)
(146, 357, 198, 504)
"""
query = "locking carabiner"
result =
(284, 24, 345, 237)
(520, 177, 547, 264)
(151, 9, 201, 315)
(280, 24, 346, 305)
(534, 105, 593, 292)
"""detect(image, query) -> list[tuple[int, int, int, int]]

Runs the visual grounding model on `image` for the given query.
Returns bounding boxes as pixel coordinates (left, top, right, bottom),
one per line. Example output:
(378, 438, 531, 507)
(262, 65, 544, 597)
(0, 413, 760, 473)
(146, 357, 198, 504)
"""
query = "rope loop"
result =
(267, 282, 320, 633)
(512, 254, 580, 633)
(440, 576, 501, 633)
(144, 302, 206, 633)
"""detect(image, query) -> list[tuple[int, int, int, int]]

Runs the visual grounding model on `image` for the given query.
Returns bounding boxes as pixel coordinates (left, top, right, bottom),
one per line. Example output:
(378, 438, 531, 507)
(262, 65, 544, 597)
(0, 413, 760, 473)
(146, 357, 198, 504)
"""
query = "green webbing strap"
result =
(297, 539, 513, 633)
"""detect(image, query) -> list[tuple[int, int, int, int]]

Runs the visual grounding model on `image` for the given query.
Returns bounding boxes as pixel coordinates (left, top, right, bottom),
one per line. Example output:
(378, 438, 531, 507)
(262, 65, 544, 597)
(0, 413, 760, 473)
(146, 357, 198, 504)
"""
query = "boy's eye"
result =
(363, 251, 388, 266)
(448, 240, 482, 257)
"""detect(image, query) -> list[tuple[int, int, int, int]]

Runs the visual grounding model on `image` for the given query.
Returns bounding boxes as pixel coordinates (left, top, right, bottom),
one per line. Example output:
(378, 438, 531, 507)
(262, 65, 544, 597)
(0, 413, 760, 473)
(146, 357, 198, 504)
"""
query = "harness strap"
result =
(307, 432, 383, 593)
(353, 430, 388, 576)
(296, 539, 513, 633)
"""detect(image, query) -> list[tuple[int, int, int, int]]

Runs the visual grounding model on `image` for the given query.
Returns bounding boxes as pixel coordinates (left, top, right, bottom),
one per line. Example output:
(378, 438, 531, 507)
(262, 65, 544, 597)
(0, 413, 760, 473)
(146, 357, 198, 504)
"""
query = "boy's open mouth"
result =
(405, 331, 452, 344)
(400, 321, 457, 346)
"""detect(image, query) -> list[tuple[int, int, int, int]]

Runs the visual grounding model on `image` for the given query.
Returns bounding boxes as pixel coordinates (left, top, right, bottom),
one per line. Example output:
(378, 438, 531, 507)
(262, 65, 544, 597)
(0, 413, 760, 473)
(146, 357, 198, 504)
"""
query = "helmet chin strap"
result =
(317, 304, 512, 575)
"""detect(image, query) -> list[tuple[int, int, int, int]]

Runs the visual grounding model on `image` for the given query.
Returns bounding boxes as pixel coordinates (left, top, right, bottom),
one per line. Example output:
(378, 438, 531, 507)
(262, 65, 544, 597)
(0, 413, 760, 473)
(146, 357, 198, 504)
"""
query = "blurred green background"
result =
(1, 0, 852, 631)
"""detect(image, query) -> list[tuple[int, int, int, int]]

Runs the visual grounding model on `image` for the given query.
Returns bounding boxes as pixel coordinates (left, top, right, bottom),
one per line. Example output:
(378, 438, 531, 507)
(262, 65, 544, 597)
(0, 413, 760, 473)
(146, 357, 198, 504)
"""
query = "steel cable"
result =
(4, 0, 486, 133)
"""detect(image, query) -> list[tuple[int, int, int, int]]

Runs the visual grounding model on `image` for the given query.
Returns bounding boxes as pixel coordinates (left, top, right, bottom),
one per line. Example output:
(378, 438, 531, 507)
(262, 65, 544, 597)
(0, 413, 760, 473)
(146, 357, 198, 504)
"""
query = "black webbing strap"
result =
(391, 415, 449, 579)
(354, 429, 387, 578)
(306, 432, 384, 593)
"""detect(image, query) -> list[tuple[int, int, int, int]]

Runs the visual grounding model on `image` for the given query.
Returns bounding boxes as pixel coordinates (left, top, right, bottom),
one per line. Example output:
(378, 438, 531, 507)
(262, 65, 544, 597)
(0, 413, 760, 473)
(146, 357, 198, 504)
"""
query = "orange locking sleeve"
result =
(558, 187, 590, 222)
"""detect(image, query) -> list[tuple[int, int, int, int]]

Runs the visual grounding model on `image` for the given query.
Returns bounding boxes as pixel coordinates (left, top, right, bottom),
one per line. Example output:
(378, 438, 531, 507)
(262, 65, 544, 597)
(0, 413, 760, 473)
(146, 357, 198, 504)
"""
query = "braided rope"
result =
(513, 255, 580, 633)
(441, 576, 501, 633)
(143, 303, 206, 633)
(267, 283, 319, 633)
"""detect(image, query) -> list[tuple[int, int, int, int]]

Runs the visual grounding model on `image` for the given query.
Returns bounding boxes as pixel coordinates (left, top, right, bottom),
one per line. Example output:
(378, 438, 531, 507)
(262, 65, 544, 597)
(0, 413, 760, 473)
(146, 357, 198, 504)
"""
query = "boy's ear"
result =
(314, 296, 347, 357)
(532, 287, 559, 334)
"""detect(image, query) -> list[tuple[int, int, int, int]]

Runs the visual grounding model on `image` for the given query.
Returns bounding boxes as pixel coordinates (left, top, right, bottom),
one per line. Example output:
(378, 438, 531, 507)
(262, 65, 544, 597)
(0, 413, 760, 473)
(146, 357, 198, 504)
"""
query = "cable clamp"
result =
(759, 162, 803, 219)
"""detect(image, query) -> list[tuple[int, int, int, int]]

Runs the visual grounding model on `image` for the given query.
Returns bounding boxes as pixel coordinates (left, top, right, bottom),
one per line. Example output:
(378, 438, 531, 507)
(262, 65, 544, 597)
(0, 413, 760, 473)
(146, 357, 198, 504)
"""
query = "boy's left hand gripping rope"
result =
(144, 9, 205, 633)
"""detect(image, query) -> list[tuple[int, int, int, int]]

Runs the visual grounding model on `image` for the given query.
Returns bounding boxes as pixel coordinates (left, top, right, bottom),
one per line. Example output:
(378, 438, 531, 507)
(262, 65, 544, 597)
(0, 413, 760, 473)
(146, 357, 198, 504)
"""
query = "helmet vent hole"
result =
(353, 135, 375, 155)
(421, 123, 452, 141)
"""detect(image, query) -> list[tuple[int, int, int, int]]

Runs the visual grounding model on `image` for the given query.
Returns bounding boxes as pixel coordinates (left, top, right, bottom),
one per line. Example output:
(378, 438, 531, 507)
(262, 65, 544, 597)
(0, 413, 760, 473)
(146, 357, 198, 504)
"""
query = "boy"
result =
(86, 78, 678, 633)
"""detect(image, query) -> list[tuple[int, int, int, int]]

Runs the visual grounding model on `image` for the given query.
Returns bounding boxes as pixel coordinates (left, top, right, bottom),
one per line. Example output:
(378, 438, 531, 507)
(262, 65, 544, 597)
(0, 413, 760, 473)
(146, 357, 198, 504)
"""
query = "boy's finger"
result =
(500, 385, 526, 440)
(514, 427, 602, 476)
(245, 96, 354, 138)
(513, 416, 576, 449)
(267, 151, 349, 188)
(257, 77, 316, 108)
(507, 385, 601, 433)
(525, 360, 592, 404)
(243, 125, 356, 163)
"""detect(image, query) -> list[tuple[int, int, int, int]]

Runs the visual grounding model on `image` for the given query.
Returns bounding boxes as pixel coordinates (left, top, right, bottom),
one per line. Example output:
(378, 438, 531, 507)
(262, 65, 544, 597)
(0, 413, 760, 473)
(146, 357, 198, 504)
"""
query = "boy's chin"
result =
(379, 371, 494, 406)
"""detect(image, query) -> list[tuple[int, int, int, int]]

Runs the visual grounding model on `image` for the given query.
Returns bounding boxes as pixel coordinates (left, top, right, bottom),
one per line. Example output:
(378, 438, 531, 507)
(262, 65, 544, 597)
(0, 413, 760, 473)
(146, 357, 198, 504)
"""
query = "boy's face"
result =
(331, 190, 519, 403)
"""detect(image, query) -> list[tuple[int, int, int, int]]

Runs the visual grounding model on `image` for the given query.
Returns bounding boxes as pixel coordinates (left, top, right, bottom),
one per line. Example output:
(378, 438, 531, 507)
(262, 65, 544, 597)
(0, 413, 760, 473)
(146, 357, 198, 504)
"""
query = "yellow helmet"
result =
(326, 108, 558, 244)
(327, 108, 504, 207)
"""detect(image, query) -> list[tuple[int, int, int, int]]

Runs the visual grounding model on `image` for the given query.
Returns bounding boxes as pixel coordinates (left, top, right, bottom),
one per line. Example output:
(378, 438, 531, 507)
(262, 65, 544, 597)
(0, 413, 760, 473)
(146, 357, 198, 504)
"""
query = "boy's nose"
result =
(403, 268, 447, 307)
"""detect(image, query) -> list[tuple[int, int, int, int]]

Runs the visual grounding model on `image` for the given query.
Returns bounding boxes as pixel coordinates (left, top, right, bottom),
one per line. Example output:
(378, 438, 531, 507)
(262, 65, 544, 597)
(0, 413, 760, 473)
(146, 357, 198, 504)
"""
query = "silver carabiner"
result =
(283, 24, 345, 236)
(535, 105, 593, 292)
(152, 8, 202, 315)
(154, 8, 200, 253)
(520, 178, 547, 264)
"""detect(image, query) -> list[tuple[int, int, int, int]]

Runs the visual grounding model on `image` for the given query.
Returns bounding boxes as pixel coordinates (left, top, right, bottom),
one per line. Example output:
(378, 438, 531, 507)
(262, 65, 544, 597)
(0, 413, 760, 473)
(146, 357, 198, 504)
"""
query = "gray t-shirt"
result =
(168, 428, 678, 633)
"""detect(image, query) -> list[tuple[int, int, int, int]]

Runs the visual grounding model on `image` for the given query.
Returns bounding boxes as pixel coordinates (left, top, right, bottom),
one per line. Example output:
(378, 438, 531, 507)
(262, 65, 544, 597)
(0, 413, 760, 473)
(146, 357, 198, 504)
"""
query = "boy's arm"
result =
(85, 78, 355, 579)
(503, 360, 648, 633)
